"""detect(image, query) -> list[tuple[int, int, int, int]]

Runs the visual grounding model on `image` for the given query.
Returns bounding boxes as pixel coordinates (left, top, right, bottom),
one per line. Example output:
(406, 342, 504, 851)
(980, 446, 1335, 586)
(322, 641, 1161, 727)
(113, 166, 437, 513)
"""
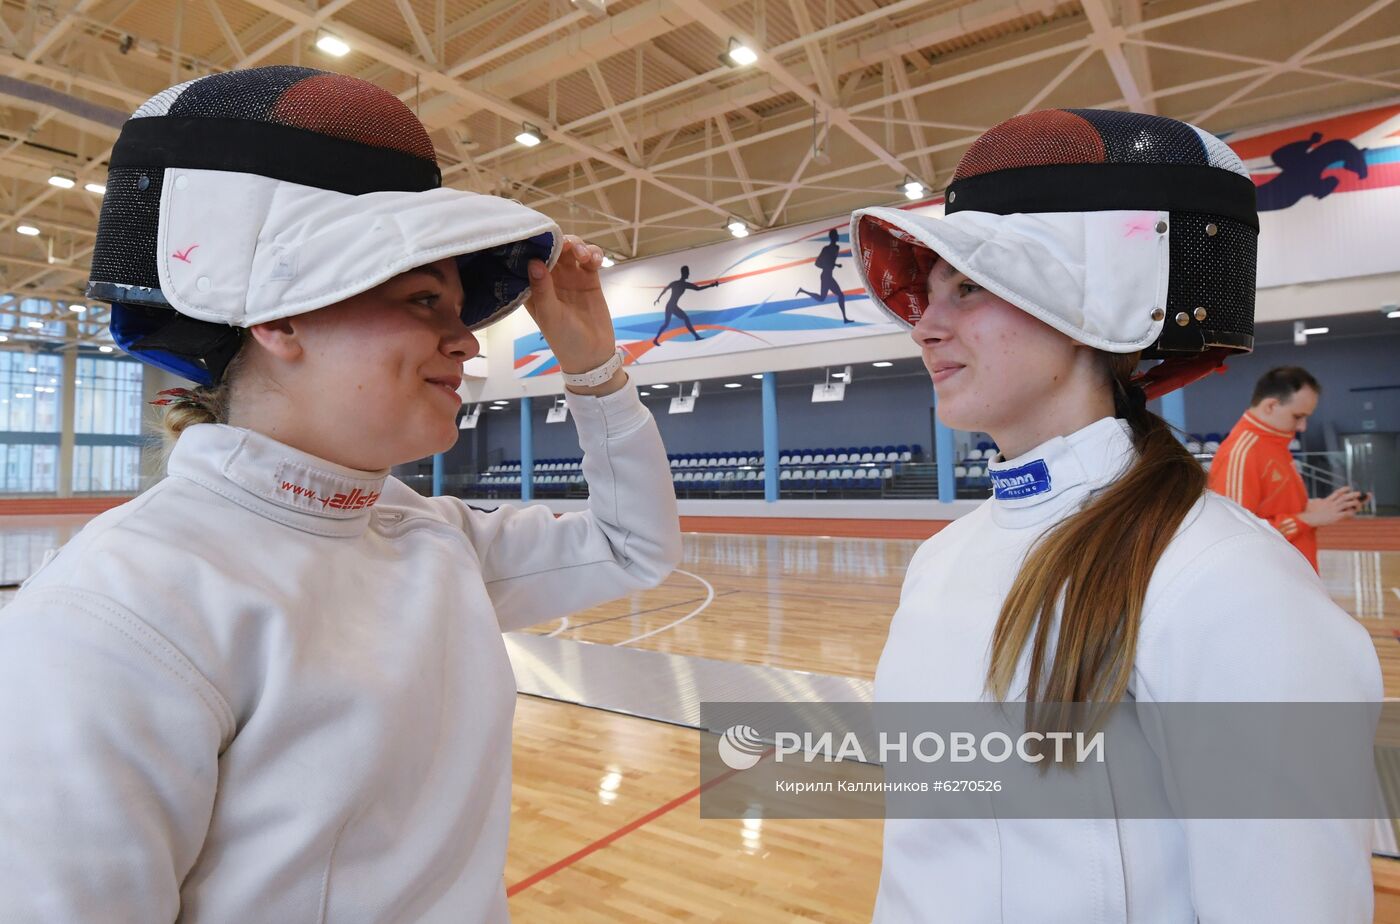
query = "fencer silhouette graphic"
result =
(1257, 132, 1369, 211)
(796, 229, 850, 323)
(653, 265, 719, 345)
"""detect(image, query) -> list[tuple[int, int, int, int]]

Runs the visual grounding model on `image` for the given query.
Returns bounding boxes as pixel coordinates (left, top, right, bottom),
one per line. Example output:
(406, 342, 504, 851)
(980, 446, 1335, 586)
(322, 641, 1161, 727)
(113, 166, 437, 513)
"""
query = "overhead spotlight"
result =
(724, 382, 742, 389)
(26, 367, 35, 373)
(515, 124, 543, 148)
(727, 218, 750, 238)
(26, 321, 43, 330)
(1303, 326, 1330, 336)
(48, 173, 76, 189)
(0, 335, 7, 342)
(873, 361, 894, 368)
(902, 177, 925, 200)
(98, 345, 114, 353)
(16, 225, 39, 236)
(569, 0, 608, 17)
(1384, 304, 1400, 319)
(84, 182, 106, 195)
(315, 32, 350, 57)
(751, 374, 764, 379)
(600, 254, 616, 268)
(652, 383, 670, 389)
(721, 37, 758, 67)
(68, 304, 86, 313)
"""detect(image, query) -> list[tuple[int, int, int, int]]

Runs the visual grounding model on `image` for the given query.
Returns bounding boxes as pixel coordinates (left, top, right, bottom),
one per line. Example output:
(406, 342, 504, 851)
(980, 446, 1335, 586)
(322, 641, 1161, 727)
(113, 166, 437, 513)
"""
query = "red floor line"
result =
(506, 755, 760, 898)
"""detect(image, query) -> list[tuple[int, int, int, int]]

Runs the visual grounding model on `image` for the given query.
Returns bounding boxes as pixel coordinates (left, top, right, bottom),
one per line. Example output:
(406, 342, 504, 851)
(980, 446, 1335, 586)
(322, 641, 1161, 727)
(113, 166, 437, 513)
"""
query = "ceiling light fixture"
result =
(727, 218, 749, 238)
(515, 124, 543, 148)
(84, 182, 106, 195)
(902, 177, 925, 201)
(722, 37, 758, 67)
(873, 361, 894, 368)
(16, 225, 39, 236)
(48, 173, 76, 189)
(315, 32, 350, 56)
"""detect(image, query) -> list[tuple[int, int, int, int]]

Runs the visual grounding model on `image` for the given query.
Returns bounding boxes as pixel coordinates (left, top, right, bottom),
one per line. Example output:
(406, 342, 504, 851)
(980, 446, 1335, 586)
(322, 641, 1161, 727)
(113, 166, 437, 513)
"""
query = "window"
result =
(0, 350, 62, 493)
(75, 356, 144, 435)
(72, 444, 141, 493)
(73, 356, 145, 493)
(0, 348, 146, 494)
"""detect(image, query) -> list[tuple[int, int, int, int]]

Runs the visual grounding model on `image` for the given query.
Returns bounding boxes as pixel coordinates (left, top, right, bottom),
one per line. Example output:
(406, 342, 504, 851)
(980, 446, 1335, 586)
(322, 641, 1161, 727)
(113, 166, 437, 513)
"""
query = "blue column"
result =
(520, 396, 534, 502)
(1159, 389, 1187, 439)
(431, 452, 443, 496)
(933, 388, 955, 504)
(762, 372, 779, 503)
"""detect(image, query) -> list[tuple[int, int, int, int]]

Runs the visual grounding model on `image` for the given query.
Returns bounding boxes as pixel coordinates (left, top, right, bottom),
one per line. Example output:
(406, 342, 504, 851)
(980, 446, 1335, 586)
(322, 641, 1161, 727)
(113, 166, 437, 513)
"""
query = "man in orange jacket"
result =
(1209, 366, 1363, 570)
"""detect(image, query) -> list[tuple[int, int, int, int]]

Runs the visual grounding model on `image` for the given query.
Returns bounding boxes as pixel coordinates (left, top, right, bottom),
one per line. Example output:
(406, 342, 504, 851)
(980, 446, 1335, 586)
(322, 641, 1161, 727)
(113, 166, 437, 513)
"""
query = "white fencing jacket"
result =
(874, 417, 1381, 924)
(0, 384, 681, 924)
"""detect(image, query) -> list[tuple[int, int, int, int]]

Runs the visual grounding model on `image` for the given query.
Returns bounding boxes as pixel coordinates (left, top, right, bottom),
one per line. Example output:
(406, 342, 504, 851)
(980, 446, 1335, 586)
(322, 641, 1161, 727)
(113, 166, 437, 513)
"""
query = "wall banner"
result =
(513, 103, 1400, 379)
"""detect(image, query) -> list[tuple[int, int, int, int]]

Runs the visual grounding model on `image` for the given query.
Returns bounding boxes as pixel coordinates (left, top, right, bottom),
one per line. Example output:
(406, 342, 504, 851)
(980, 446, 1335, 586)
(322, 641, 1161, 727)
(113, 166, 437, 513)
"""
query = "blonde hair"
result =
(985, 353, 1206, 746)
(154, 344, 246, 451)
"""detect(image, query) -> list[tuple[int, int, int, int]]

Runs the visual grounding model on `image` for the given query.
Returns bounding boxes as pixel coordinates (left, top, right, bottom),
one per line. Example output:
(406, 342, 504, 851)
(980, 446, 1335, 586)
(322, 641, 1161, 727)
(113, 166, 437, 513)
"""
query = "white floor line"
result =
(615, 569, 715, 647)
(545, 616, 570, 638)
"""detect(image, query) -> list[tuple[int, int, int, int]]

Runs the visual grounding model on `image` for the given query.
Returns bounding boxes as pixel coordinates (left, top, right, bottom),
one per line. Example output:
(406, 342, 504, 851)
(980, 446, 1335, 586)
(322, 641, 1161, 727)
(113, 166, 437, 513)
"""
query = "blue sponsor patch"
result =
(989, 459, 1052, 500)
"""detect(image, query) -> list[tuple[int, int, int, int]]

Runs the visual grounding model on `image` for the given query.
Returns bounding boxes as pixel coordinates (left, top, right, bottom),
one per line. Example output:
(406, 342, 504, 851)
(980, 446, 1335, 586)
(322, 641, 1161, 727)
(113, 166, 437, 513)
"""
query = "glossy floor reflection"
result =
(3, 516, 1399, 920)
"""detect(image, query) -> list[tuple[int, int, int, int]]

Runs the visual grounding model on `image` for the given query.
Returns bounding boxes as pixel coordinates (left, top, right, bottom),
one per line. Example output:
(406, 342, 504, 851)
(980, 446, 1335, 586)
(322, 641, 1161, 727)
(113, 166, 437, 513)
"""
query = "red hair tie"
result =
(149, 387, 200, 407)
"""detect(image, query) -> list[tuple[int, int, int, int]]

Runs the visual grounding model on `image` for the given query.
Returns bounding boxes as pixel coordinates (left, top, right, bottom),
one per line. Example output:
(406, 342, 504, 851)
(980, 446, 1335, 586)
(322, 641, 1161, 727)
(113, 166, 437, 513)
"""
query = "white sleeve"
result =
(452, 382, 681, 632)
(0, 587, 232, 923)
(1133, 532, 1381, 924)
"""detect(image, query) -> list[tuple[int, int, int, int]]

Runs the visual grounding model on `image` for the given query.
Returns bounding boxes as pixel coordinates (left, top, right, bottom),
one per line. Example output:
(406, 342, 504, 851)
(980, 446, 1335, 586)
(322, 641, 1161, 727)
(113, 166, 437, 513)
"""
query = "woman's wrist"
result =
(565, 368, 628, 397)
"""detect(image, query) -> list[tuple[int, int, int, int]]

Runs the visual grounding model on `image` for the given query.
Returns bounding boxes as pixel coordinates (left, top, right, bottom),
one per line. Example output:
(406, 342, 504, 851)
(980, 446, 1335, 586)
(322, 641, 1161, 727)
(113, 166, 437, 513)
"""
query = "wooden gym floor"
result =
(2, 518, 1398, 920)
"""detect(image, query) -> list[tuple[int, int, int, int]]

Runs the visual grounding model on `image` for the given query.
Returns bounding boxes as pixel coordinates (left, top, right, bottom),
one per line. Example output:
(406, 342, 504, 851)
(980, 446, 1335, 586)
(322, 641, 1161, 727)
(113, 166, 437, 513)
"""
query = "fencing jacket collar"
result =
(985, 416, 1134, 530)
(166, 423, 390, 539)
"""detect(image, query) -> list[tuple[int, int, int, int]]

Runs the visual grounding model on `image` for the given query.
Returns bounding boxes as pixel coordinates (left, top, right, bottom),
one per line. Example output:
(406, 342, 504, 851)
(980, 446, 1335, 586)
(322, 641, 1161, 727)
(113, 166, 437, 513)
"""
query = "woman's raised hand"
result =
(526, 234, 625, 395)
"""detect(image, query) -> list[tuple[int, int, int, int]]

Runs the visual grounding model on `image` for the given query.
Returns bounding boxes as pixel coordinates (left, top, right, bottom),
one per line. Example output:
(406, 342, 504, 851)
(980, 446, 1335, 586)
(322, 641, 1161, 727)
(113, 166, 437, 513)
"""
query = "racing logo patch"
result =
(989, 459, 1052, 500)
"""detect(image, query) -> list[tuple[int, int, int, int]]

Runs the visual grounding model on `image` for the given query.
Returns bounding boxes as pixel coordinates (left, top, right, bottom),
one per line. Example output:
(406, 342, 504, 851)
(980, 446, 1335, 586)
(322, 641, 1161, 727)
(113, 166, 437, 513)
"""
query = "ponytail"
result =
(985, 353, 1207, 740)
(151, 339, 246, 457)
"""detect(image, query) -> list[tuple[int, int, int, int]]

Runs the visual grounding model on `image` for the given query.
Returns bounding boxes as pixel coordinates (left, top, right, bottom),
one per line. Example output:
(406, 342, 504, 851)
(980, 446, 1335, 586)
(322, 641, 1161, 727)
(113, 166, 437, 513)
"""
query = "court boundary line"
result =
(615, 568, 715, 647)
(506, 750, 770, 899)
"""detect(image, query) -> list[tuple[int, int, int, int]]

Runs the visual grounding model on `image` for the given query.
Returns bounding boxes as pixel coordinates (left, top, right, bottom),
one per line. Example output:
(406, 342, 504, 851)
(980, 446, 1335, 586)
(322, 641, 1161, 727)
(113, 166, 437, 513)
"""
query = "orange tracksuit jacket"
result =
(1208, 411, 1316, 570)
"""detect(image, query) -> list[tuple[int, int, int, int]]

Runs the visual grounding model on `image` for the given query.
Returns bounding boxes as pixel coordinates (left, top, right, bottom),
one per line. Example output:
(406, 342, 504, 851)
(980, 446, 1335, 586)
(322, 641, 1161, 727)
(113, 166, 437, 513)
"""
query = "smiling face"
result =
(237, 256, 479, 470)
(910, 256, 1112, 458)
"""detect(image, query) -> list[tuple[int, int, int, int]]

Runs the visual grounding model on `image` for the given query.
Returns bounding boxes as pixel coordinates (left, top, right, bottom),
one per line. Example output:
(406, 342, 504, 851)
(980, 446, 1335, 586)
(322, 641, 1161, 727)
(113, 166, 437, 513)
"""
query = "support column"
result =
(520, 396, 533, 501)
(57, 348, 77, 497)
(431, 452, 443, 496)
(1159, 389, 1187, 439)
(762, 372, 779, 503)
(933, 388, 955, 504)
